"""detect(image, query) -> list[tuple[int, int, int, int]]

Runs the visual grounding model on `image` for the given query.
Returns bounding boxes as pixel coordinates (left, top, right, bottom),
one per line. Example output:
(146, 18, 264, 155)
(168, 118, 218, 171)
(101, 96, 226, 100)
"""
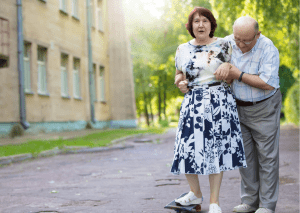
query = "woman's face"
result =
(192, 13, 211, 40)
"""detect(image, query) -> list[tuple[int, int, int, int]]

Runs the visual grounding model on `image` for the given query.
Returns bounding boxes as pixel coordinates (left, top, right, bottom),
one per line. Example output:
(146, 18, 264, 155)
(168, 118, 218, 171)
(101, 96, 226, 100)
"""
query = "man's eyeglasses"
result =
(233, 33, 258, 45)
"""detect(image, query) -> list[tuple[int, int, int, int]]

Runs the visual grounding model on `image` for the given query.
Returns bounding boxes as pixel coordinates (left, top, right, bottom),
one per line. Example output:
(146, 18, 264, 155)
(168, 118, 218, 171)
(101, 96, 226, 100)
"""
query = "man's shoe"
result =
(174, 191, 203, 206)
(255, 208, 273, 213)
(209, 203, 222, 213)
(233, 203, 257, 212)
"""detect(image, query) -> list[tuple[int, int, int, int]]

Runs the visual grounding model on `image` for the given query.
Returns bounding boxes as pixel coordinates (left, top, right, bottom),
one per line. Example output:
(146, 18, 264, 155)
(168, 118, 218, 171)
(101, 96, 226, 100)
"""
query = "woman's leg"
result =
(185, 174, 202, 198)
(209, 172, 223, 205)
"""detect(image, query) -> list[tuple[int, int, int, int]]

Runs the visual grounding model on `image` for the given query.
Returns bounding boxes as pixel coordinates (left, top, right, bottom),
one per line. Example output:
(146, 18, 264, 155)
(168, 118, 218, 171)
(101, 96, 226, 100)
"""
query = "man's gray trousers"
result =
(237, 89, 282, 212)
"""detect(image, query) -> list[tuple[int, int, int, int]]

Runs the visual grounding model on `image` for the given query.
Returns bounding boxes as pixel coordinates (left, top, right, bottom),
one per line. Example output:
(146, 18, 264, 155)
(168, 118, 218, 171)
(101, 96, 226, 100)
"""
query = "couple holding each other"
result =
(170, 7, 281, 213)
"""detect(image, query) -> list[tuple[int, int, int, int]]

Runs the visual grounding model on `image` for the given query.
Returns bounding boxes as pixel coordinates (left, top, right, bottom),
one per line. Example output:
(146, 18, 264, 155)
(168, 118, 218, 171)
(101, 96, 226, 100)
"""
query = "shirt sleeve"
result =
(258, 44, 280, 88)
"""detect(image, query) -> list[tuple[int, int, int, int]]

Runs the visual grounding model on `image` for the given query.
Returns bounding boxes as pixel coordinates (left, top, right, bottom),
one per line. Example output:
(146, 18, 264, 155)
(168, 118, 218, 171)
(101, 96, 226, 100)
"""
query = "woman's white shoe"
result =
(174, 191, 203, 206)
(209, 203, 222, 213)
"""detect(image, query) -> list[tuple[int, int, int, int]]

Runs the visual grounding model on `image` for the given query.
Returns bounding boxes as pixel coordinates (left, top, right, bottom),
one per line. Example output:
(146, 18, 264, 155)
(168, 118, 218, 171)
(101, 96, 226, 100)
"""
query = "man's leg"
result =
(252, 91, 282, 211)
(238, 118, 260, 208)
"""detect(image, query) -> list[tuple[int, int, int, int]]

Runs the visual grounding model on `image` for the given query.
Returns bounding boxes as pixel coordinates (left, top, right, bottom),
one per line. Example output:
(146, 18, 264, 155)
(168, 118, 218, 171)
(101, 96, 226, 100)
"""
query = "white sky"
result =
(123, 0, 166, 19)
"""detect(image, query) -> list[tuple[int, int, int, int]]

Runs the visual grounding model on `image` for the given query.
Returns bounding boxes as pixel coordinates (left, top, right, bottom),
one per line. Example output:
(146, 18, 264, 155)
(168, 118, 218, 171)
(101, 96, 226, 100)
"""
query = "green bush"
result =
(159, 119, 169, 127)
(283, 82, 299, 125)
(279, 65, 295, 103)
(85, 121, 94, 129)
(9, 123, 24, 138)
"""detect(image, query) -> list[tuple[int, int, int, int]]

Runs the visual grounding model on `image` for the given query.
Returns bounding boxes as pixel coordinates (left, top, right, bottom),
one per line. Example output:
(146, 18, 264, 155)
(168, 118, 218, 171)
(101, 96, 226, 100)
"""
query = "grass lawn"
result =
(0, 127, 167, 158)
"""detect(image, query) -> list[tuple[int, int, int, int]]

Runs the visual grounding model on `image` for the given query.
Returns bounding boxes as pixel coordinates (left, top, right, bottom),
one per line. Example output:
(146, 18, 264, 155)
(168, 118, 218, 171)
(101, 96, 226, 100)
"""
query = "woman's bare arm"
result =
(175, 69, 184, 87)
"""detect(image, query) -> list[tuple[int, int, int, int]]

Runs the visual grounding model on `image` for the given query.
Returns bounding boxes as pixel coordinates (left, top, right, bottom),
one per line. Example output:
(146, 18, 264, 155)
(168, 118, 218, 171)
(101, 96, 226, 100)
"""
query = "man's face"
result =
(233, 27, 260, 53)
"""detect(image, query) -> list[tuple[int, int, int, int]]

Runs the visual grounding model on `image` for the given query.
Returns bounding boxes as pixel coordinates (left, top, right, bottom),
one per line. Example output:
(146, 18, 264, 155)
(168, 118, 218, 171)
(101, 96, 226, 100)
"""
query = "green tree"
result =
(209, 0, 299, 124)
(128, 0, 299, 126)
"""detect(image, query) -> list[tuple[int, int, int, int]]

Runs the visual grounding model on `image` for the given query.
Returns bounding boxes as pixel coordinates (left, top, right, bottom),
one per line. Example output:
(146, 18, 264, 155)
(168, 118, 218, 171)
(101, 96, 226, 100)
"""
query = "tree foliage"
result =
(128, 0, 299, 126)
(210, 0, 299, 76)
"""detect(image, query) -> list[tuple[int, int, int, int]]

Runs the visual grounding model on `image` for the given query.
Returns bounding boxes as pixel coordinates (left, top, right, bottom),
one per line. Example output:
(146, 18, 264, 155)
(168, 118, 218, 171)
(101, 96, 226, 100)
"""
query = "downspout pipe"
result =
(86, 0, 95, 123)
(17, 0, 30, 129)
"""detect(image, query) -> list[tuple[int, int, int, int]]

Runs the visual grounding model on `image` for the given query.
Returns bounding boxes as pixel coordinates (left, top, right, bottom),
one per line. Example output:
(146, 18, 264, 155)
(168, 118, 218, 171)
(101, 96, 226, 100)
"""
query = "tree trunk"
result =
(148, 92, 154, 124)
(158, 79, 162, 121)
(163, 74, 167, 119)
(143, 92, 150, 126)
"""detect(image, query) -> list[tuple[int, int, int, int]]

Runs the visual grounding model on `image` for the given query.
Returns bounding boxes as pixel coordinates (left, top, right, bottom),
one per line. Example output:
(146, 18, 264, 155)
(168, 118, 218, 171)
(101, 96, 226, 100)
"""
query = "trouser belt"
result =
(189, 82, 221, 89)
(236, 90, 277, 106)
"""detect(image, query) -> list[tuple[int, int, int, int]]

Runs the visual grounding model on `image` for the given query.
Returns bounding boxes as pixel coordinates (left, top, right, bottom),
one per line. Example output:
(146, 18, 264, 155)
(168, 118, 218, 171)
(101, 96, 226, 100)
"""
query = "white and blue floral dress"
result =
(171, 38, 247, 175)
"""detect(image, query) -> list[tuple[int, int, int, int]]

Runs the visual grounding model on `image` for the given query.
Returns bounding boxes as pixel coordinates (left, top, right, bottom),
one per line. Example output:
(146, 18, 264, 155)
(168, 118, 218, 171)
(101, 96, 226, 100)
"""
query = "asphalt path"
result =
(0, 127, 298, 213)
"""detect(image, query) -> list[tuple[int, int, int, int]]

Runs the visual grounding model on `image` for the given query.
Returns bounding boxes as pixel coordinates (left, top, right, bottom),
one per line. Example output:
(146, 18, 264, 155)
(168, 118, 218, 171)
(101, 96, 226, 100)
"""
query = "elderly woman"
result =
(170, 7, 247, 213)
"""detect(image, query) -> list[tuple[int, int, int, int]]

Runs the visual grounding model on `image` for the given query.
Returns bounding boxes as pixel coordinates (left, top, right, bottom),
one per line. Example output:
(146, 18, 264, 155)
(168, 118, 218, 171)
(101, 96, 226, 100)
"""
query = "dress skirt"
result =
(171, 82, 247, 175)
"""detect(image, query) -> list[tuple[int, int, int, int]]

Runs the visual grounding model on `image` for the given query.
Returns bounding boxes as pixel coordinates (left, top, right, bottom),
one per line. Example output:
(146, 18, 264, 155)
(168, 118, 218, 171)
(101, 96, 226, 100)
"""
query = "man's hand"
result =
(214, 63, 231, 80)
(225, 78, 234, 84)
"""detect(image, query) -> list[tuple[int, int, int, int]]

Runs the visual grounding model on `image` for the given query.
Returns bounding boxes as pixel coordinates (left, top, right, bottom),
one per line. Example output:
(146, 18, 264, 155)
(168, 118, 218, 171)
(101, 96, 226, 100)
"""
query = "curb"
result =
(0, 153, 33, 166)
(110, 133, 153, 144)
(0, 132, 162, 166)
(0, 145, 135, 167)
(62, 145, 134, 154)
(0, 145, 134, 166)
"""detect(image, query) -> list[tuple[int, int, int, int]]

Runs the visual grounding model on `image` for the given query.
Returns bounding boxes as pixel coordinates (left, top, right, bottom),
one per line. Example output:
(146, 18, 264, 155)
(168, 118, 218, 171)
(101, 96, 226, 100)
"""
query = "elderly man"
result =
(175, 17, 281, 213)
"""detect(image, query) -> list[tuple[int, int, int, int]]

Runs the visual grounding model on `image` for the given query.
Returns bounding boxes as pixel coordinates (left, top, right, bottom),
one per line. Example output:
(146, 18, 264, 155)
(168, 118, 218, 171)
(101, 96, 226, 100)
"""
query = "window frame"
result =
(97, 0, 104, 32)
(59, 0, 68, 14)
(71, 0, 79, 19)
(93, 63, 97, 102)
(73, 58, 81, 99)
(37, 46, 48, 95)
(61, 53, 69, 98)
(99, 65, 105, 102)
(23, 42, 33, 94)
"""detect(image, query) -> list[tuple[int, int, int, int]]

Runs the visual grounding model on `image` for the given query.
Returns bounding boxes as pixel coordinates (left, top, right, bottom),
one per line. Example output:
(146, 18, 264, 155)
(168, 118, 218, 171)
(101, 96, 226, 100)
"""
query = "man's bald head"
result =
(232, 16, 261, 53)
(233, 16, 259, 35)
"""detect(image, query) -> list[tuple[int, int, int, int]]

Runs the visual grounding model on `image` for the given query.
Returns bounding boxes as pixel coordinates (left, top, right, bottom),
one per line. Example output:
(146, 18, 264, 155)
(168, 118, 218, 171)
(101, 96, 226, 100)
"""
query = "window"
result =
(61, 54, 69, 97)
(93, 63, 97, 102)
(97, 0, 104, 31)
(37, 46, 48, 95)
(99, 65, 105, 102)
(24, 42, 32, 93)
(71, 0, 79, 18)
(59, 0, 67, 13)
(90, 0, 95, 27)
(73, 58, 81, 98)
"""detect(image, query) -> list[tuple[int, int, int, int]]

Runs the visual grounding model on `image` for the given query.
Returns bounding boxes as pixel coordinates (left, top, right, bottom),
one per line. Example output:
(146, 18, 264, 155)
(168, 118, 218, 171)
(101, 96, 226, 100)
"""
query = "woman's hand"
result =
(214, 63, 231, 80)
(174, 70, 189, 93)
(175, 73, 184, 87)
(178, 80, 189, 93)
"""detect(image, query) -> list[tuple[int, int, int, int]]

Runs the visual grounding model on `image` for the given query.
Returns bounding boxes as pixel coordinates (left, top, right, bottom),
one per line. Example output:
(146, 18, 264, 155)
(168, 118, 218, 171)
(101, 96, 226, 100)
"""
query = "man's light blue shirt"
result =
(225, 34, 280, 102)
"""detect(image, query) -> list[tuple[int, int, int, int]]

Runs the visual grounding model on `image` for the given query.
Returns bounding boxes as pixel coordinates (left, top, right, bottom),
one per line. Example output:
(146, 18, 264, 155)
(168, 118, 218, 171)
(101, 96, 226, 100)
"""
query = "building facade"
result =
(0, 0, 137, 135)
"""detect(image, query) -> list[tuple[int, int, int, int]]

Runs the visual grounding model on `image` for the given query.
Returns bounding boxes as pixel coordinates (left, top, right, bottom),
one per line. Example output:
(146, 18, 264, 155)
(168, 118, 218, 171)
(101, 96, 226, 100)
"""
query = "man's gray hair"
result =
(254, 21, 259, 32)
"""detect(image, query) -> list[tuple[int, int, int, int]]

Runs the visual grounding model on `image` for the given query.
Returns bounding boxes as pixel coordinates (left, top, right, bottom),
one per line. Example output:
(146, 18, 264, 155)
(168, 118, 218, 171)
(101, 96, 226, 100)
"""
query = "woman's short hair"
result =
(186, 7, 217, 38)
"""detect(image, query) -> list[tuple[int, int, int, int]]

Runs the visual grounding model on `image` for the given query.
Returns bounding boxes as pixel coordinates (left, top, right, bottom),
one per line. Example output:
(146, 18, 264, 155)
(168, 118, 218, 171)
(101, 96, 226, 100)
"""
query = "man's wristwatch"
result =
(238, 72, 245, 82)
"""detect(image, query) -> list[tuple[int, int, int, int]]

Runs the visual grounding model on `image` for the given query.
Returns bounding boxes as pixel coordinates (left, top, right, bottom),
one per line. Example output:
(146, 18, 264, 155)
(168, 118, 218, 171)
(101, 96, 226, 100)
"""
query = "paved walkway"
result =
(0, 126, 298, 213)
